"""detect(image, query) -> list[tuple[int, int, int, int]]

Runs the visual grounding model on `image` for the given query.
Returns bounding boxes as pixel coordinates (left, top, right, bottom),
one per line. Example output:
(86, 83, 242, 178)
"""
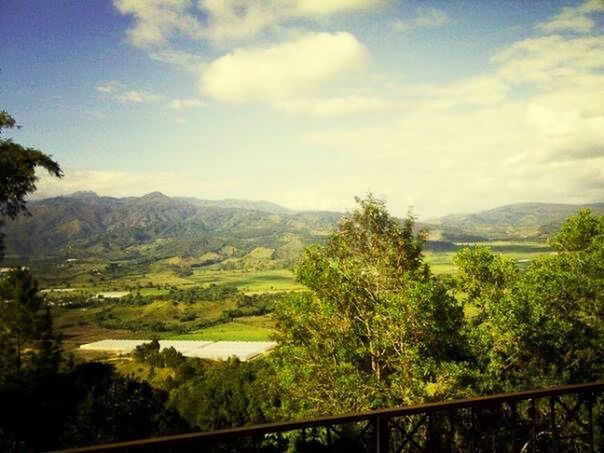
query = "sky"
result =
(1, 0, 603, 219)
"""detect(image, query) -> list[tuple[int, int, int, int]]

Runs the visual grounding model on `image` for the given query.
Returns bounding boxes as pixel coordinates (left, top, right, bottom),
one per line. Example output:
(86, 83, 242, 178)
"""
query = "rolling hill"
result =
(428, 202, 604, 241)
(3, 192, 339, 266)
(3, 194, 603, 265)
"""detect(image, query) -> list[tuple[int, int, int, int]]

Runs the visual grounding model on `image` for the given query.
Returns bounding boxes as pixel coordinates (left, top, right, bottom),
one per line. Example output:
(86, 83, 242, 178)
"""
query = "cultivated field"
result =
(169, 319, 276, 341)
(43, 241, 553, 349)
(425, 241, 552, 274)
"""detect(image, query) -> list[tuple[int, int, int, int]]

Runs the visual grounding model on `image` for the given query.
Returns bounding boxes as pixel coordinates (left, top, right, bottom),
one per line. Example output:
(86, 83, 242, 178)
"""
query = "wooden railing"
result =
(55, 381, 604, 452)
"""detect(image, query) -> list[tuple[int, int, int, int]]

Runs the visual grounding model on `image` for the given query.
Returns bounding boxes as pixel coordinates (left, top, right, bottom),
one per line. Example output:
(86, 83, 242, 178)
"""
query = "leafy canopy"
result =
(454, 209, 604, 392)
(0, 111, 62, 259)
(274, 195, 466, 416)
(0, 267, 61, 379)
(549, 208, 604, 252)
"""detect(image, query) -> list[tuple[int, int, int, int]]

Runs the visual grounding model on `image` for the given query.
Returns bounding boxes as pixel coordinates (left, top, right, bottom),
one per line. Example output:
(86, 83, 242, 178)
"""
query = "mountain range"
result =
(3, 192, 603, 265)
(426, 202, 604, 241)
(3, 192, 339, 265)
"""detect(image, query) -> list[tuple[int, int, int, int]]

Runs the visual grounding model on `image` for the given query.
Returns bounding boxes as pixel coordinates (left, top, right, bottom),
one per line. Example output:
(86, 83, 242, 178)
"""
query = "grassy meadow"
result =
(425, 241, 552, 274)
(168, 320, 276, 341)
(43, 240, 553, 353)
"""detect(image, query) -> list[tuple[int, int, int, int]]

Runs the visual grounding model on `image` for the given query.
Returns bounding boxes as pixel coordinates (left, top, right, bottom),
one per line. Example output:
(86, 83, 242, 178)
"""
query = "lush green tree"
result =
(133, 338, 161, 366)
(549, 208, 604, 252)
(0, 357, 189, 450)
(454, 210, 604, 392)
(0, 267, 61, 378)
(0, 111, 62, 259)
(453, 245, 518, 309)
(273, 195, 466, 416)
(168, 358, 271, 430)
(60, 362, 188, 448)
(159, 346, 186, 369)
(133, 341, 186, 369)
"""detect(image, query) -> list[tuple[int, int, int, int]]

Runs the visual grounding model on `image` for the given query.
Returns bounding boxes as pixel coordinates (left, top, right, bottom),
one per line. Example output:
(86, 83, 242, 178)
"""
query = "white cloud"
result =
(302, 99, 604, 216)
(536, 0, 604, 34)
(34, 168, 236, 200)
(148, 49, 206, 71)
(392, 7, 451, 32)
(113, 1, 387, 117)
(200, 0, 387, 42)
(418, 75, 508, 110)
(276, 95, 395, 117)
(103, 0, 604, 216)
(96, 81, 203, 109)
(299, 3, 604, 215)
(117, 90, 163, 103)
(168, 98, 203, 109)
(113, 0, 202, 47)
(96, 81, 163, 104)
(113, 0, 387, 47)
(199, 32, 368, 103)
(95, 81, 121, 93)
(493, 35, 604, 87)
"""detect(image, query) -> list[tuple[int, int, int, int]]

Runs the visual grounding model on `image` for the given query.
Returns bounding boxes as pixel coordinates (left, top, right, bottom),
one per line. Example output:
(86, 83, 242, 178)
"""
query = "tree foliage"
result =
(60, 362, 187, 448)
(274, 195, 466, 416)
(168, 358, 272, 430)
(454, 209, 604, 393)
(549, 208, 604, 252)
(0, 111, 62, 259)
(274, 200, 604, 420)
(0, 267, 61, 378)
(133, 340, 186, 369)
(0, 361, 188, 451)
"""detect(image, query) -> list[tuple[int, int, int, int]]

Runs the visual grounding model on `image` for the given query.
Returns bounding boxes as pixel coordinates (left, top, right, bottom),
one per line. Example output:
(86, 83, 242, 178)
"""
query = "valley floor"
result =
(36, 240, 552, 368)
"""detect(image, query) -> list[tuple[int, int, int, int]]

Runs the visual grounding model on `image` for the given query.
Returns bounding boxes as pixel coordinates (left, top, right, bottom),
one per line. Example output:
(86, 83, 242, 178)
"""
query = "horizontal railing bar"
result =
(51, 381, 604, 453)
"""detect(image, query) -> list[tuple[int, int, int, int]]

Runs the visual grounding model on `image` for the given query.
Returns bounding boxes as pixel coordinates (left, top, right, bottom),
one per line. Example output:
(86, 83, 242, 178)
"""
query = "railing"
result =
(57, 381, 603, 452)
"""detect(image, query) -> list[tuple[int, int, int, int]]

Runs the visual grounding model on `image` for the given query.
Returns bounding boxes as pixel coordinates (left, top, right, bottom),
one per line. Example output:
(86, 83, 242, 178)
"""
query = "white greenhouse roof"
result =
(80, 339, 277, 361)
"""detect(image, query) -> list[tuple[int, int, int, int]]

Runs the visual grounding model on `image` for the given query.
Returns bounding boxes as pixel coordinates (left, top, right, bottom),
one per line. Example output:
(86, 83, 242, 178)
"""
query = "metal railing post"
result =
(374, 415, 389, 453)
(530, 398, 536, 453)
(587, 392, 594, 453)
(549, 396, 557, 452)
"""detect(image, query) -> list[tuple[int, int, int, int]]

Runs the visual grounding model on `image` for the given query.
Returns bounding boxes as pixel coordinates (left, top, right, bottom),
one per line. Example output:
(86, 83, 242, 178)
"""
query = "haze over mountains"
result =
(4, 192, 339, 264)
(3, 192, 604, 263)
(427, 202, 604, 241)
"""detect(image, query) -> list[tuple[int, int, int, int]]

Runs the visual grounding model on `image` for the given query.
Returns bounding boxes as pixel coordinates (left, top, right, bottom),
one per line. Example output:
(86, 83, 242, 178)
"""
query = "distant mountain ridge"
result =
(4, 192, 339, 265)
(3, 194, 603, 263)
(173, 197, 293, 214)
(428, 202, 604, 241)
(57, 192, 293, 214)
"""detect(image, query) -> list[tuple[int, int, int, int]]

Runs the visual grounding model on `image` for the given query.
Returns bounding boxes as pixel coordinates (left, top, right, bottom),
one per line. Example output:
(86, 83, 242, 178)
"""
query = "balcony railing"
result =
(56, 381, 603, 452)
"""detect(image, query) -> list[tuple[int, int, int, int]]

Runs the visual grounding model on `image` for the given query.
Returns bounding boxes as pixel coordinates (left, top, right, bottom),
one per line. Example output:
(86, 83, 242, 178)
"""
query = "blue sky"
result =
(1, 0, 603, 218)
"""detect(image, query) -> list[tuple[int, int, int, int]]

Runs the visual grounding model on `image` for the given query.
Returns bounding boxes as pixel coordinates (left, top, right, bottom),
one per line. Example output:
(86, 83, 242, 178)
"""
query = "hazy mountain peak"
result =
(428, 201, 604, 241)
(173, 197, 292, 214)
(141, 191, 171, 201)
(66, 191, 99, 199)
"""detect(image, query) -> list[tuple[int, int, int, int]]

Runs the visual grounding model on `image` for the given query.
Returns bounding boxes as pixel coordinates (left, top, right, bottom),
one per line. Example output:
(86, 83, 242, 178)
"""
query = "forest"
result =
(0, 195, 602, 450)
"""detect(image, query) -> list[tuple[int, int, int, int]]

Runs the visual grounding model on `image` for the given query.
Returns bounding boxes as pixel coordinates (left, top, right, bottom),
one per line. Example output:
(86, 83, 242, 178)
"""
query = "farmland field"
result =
(168, 317, 277, 341)
(187, 268, 305, 293)
(425, 241, 552, 274)
(36, 262, 303, 295)
(44, 240, 554, 353)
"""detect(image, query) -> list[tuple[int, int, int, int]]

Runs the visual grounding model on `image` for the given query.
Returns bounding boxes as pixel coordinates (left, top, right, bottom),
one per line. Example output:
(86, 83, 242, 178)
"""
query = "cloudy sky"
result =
(1, 0, 603, 218)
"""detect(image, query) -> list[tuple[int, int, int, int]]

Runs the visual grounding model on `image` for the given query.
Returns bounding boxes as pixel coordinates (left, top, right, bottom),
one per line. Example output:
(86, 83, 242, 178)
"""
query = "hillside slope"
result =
(429, 202, 604, 240)
(4, 192, 339, 264)
(4, 195, 602, 263)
